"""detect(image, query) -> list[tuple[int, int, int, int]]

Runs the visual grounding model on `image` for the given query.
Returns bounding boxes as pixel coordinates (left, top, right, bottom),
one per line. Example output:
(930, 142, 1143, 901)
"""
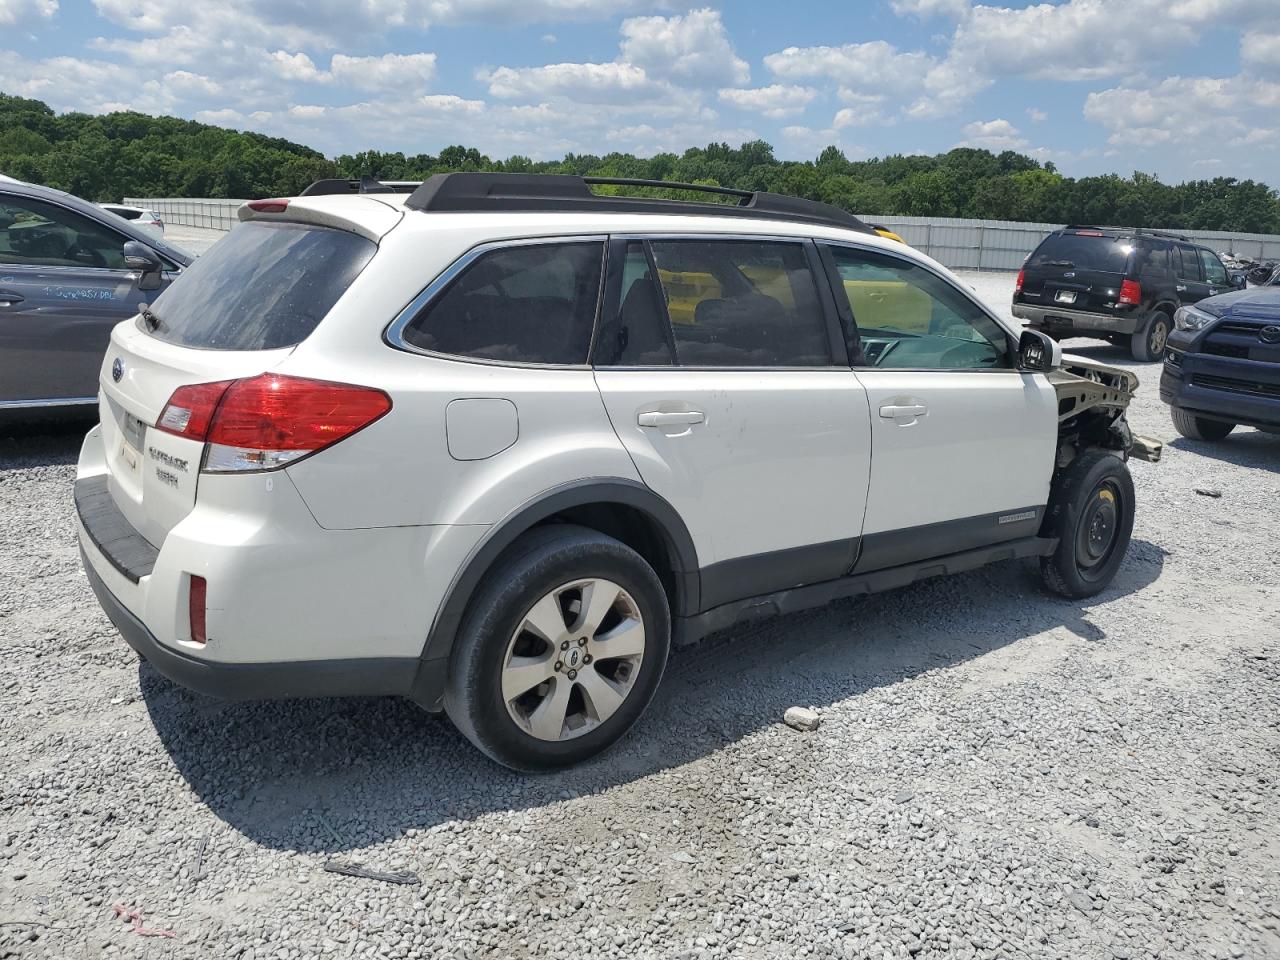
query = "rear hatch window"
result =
(1028, 233, 1134, 274)
(1021, 232, 1136, 313)
(145, 221, 376, 350)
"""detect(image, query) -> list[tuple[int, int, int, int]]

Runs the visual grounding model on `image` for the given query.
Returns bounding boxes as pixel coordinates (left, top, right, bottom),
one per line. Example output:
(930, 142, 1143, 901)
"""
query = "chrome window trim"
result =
(383, 235, 608, 368)
(0, 396, 98, 409)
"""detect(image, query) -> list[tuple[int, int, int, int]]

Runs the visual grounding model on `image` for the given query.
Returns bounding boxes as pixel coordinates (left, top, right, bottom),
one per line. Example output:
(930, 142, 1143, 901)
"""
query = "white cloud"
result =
(330, 52, 437, 91)
(765, 40, 934, 96)
(268, 50, 325, 83)
(1242, 31, 1280, 71)
(889, 0, 969, 17)
(1083, 74, 1280, 148)
(482, 61, 666, 103)
(619, 8, 749, 87)
(162, 70, 221, 98)
(1027, 108, 1047, 122)
(0, 0, 56, 25)
(718, 84, 815, 118)
(833, 105, 892, 129)
(956, 117, 1028, 150)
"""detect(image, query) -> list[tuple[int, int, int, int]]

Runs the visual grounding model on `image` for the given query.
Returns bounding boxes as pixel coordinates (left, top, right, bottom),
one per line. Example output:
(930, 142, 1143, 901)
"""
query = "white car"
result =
(99, 203, 164, 236)
(75, 174, 1158, 770)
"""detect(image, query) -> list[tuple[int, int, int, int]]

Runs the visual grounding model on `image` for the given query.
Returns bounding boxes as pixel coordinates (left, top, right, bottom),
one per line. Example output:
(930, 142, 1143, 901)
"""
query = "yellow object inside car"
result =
(843, 278, 933, 334)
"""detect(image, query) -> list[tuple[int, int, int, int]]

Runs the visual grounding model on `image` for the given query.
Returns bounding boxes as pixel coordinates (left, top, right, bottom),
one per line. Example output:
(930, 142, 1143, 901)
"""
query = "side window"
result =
(1176, 245, 1202, 281)
(401, 241, 603, 364)
(825, 245, 1011, 370)
(645, 239, 831, 367)
(0, 195, 128, 269)
(1199, 249, 1228, 285)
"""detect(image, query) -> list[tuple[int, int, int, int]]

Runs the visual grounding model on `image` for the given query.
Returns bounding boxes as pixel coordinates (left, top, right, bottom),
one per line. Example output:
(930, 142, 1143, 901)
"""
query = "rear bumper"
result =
(82, 548, 429, 701)
(1013, 303, 1143, 335)
(1161, 351, 1280, 429)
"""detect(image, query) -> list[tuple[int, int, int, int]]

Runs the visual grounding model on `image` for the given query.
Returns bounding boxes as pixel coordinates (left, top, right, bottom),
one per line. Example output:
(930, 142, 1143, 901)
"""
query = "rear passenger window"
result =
(1177, 246, 1202, 281)
(402, 241, 603, 364)
(645, 239, 831, 367)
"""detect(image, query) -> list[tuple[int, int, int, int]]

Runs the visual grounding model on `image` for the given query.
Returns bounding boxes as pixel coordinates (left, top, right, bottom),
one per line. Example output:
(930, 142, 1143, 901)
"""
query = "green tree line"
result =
(4, 92, 1279, 233)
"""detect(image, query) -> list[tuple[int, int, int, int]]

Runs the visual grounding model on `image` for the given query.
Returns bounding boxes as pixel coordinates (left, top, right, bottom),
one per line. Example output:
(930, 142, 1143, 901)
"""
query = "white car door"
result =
(593, 237, 872, 611)
(818, 242, 1057, 572)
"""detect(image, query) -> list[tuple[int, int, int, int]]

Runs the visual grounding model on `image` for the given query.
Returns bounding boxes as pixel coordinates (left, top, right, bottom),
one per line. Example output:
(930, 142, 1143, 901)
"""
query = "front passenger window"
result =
(825, 246, 1010, 370)
(1199, 249, 1228, 286)
(0, 195, 128, 269)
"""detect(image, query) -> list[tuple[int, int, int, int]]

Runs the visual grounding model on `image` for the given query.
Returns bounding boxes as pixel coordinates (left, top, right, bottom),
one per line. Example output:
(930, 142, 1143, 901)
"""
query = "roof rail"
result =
(401, 173, 875, 234)
(1135, 228, 1191, 242)
(1065, 224, 1193, 243)
(301, 176, 423, 197)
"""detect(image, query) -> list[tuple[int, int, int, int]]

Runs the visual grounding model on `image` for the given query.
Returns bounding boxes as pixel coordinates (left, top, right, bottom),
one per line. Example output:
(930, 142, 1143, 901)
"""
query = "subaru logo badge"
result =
(1063, 272, 1076, 279)
(1261, 325, 1280, 345)
(111, 357, 124, 383)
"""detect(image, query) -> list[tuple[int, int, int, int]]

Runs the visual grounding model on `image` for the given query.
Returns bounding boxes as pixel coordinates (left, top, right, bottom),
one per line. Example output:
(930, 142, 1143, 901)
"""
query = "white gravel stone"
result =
(783, 706, 822, 732)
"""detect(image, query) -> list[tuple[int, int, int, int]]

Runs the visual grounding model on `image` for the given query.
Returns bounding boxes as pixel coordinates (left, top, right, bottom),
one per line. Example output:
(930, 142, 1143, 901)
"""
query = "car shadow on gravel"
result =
(141, 539, 1166, 854)
(0, 418, 94, 471)
(1167, 433, 1280, 473)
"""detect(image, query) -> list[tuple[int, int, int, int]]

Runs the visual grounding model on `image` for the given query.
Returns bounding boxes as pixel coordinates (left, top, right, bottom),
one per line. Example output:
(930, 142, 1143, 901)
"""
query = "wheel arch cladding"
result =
(418, 479, 699, 666)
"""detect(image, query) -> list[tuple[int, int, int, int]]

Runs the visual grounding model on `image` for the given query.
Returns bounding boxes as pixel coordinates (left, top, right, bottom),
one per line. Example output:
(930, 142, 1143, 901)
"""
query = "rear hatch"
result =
(96, 213, 384, 547)
(1020, 231, 1135, 313)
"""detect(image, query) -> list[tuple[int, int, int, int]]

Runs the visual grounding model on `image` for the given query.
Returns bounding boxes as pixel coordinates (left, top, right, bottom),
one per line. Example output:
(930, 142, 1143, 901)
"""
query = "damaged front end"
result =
(1048, 355, 1163, 466)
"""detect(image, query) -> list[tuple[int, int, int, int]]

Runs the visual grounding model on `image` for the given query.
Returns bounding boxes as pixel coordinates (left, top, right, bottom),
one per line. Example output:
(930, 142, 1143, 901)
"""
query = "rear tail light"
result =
(156, 381, 234, 438)
(155, 374, 391, 473)
(247, 199, 289, 214)
(1118, 279, 1142, 305)
(189, 575, 207, 645)
(1015, 269, 1025, 295)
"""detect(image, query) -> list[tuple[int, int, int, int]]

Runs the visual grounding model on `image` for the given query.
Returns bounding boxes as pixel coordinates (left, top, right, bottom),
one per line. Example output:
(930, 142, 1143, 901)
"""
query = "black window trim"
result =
(383, 234, 609, 369)
(591, 232, 847, 371)
(817, 238, 1023, 374)
(1176, 244, 1204, 283)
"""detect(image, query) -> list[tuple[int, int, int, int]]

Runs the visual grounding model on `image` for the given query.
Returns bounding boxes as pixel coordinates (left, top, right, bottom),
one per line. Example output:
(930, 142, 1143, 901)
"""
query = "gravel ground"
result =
(2, 259, 1279, 960)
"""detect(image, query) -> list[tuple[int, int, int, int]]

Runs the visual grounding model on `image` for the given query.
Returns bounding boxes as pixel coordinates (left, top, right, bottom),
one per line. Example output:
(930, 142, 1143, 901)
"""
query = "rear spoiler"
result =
(236, 195, 403, 243)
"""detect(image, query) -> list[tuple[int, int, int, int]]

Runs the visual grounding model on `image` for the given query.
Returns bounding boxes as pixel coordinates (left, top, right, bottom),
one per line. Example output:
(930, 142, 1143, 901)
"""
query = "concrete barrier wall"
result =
(127, 197, 1280, 271)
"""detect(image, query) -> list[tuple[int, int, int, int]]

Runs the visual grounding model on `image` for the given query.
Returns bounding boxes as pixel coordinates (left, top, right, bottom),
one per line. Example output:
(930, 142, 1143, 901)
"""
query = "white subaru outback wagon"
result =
(76, 173, 1158, 770)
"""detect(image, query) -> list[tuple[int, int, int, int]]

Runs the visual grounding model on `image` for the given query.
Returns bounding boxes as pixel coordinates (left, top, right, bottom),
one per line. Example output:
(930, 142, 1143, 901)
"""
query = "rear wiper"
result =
(138, 302, 161, 331)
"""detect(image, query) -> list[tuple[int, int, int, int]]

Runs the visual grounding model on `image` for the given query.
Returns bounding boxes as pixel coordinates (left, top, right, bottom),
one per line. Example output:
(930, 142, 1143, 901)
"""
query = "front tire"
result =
(1040, 450, 1135, 599)
(1170, 406, 1235, 441)
(444, 524, 670, 772)
(1130, 310, 1171, 362)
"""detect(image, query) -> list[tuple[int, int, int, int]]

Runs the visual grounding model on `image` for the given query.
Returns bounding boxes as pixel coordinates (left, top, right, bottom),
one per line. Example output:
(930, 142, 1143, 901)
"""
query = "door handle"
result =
(879, 403, 928, 419)
(0, 291, 23, 308)
(637, 410, 705, 427)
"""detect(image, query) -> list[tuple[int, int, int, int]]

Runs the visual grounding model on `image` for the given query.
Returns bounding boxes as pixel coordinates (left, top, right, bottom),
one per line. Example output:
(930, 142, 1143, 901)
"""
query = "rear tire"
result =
(1170, 406, 1235, 441)
(1039, 450, 1135, 599)
(1129, 310, 1171, 362)
(444, 524, 670, 772)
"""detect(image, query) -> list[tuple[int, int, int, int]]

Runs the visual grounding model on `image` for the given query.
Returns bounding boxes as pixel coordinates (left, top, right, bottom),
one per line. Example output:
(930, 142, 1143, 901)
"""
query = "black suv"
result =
(1013, 227, 1244, 362)
(1160, 287, 1280, 440)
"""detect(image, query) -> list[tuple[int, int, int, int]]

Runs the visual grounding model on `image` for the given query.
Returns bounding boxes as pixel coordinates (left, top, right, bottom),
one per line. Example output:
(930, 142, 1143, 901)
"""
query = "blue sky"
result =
(2, 0, 1278, 183)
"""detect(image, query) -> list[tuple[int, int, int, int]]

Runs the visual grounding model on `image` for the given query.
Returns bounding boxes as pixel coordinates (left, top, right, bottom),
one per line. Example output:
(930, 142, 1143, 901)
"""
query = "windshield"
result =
(145, 221, 376, 350)
(1029, 234, 1134, 273)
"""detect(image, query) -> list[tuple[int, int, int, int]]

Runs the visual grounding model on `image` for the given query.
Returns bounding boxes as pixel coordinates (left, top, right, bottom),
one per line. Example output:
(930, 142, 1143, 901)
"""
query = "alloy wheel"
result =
(501, 578, 646, 742)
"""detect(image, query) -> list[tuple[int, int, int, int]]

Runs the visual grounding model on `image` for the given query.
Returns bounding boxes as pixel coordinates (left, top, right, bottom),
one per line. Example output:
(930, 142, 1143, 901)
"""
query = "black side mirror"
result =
(123, 240, 164, 291)
(1018, 329, 1062, 372)
(1230, 271, 1247, 289)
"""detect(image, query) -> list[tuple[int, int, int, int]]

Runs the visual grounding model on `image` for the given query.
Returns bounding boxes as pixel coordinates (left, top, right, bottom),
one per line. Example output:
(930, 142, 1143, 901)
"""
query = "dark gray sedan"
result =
(0, 179, 193, 412)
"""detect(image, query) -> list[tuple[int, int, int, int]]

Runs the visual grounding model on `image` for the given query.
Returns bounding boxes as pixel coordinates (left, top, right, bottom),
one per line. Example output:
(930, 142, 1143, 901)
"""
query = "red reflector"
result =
(189, 575, 207, 645)
(247, 199, 289, 213)
(207, 373, 391, 466)
(156, 380, 234, 439)
(1118, 279, 1142, 305)
(1015, 268, 1025, 295)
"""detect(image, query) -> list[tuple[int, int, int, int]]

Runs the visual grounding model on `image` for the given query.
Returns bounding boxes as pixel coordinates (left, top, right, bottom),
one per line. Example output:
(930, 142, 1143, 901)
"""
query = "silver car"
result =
(0, 180, 192, 413)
